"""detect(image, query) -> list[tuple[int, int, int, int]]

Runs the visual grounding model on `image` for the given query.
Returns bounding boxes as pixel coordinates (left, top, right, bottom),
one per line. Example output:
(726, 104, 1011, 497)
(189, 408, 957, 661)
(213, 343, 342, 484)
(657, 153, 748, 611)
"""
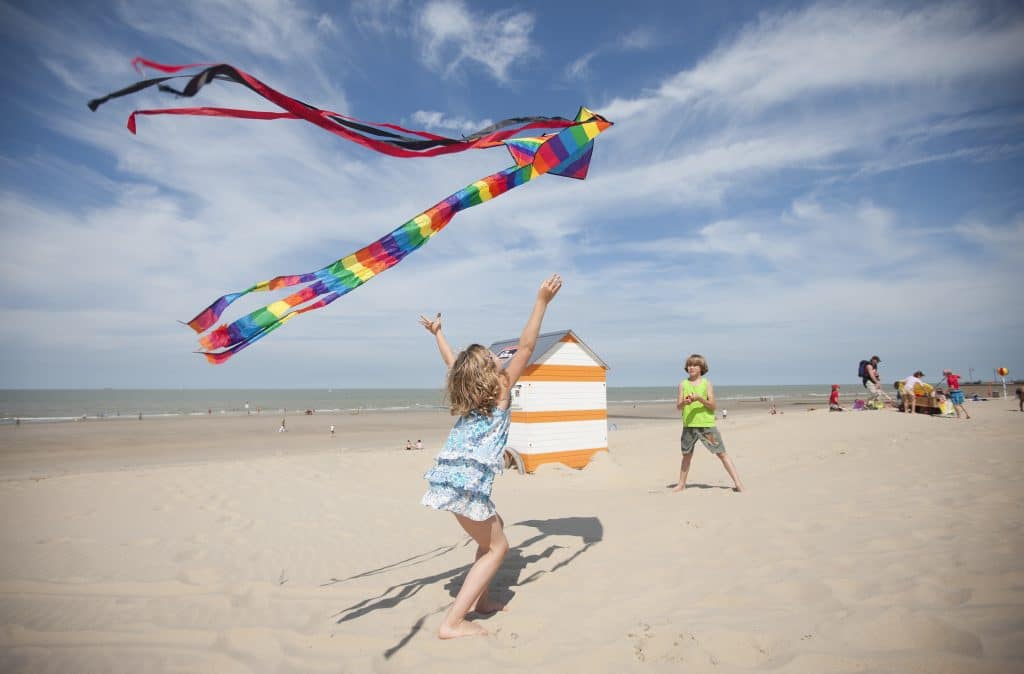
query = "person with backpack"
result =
(859, 356, 889, 406)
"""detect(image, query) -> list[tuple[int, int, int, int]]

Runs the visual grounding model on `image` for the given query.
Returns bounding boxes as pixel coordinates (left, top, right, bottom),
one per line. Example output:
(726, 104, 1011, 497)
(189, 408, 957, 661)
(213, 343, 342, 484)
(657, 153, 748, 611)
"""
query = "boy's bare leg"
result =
(718, 453, 745, 492)
(672, 453, 693, 492)
(439, 514, 508, 639)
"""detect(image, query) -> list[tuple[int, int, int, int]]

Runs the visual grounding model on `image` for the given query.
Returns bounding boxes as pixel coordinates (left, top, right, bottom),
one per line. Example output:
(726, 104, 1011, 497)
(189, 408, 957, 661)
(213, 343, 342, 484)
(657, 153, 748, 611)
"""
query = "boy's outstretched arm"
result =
(504, 274, 562, 385)
(419, 313, 456, 369)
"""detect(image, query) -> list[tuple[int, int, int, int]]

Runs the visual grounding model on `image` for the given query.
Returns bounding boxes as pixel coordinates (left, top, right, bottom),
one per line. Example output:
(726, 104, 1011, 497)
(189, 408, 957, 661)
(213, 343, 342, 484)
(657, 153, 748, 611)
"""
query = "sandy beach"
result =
(1, 399, 1022, 673)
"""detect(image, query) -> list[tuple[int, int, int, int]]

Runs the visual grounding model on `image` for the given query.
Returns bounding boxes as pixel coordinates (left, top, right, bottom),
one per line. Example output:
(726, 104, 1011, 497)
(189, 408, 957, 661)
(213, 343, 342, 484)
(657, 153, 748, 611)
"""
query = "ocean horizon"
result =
(0, 386, 855, 424)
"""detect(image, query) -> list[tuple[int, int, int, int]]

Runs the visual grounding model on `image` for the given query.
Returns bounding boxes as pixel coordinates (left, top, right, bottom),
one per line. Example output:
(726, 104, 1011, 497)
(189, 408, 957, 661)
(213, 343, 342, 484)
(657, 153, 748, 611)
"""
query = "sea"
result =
(0, 386, 847, 424)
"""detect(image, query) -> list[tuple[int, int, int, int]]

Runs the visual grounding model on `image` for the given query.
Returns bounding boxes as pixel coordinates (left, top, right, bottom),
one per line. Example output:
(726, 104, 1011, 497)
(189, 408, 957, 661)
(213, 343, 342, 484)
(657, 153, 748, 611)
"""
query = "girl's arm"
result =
(503, 274, 562, 386)
(418, 313, 455, 369)
(692, 380, 717, 412)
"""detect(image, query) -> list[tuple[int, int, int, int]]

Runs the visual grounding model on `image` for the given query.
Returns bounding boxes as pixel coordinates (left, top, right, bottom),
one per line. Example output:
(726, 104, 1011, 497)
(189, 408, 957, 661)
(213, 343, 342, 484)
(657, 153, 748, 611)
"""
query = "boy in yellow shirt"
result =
(673, 354, 745, 492)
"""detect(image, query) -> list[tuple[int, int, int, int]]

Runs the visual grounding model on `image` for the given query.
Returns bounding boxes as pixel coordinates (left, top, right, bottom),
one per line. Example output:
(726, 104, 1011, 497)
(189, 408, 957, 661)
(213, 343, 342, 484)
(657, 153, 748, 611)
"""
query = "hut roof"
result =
(488, 329, 608, 370)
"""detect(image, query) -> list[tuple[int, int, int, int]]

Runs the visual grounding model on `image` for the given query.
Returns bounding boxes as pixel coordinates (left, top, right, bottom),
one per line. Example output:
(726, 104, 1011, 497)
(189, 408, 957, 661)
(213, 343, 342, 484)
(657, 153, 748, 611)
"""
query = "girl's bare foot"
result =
(473, 599, 508, 615)
(671, 484, 685, 492)
(439, 620, 488, 639)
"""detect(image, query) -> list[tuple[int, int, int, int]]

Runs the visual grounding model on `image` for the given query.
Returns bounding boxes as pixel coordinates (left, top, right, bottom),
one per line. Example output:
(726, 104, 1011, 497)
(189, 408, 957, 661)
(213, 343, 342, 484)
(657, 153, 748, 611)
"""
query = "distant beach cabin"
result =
(489, 330, 609, 473)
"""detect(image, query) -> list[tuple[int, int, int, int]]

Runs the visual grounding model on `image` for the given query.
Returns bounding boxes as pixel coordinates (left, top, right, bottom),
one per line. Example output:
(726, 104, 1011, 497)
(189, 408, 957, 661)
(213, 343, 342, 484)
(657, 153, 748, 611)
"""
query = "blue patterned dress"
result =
(421, 404, 510, 521)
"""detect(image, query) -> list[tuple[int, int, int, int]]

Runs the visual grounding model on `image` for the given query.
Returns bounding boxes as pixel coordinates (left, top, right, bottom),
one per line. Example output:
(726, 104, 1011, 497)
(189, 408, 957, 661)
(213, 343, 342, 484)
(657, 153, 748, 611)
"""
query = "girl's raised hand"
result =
(418, 313, 442, 335)
(538, 274, 563, 303)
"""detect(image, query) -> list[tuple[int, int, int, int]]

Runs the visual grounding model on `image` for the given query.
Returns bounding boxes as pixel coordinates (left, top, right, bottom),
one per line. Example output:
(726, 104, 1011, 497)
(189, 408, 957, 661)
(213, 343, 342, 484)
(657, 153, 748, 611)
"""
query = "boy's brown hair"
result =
(685, 353, 709, 375)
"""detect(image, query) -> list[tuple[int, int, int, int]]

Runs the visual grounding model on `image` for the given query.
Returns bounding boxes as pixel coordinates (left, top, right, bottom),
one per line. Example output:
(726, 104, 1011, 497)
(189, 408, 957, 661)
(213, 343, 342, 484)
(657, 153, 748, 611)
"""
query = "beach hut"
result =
(489, 330, 609, 473)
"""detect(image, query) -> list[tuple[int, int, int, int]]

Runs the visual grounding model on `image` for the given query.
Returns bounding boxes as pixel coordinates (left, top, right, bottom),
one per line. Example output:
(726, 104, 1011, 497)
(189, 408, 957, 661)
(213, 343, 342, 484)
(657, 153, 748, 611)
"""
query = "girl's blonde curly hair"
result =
(447, 344, 502, 417)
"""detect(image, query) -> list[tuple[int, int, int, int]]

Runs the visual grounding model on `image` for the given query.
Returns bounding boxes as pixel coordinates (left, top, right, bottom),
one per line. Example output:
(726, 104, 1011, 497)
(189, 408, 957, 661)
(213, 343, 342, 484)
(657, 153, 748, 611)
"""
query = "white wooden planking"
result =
(532, 342, 597, 367)
(507, 420, 607, 453)
(512, 381, 606, 411)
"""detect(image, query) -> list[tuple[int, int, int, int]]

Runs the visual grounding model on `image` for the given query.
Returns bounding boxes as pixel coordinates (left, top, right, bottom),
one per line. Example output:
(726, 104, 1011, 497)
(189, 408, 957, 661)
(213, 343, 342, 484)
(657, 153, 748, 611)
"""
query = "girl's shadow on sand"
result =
(666, 482, 735, 490)
(323, 516, 603, 658)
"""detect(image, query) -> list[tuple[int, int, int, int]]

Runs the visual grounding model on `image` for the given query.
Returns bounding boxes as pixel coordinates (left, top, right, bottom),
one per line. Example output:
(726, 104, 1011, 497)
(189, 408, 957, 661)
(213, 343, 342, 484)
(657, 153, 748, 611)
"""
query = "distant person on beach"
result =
(416, 439, 424, 451)
(278, 418, 286, 433)
(860, 355, 888, 406)
(902, 371, 925, 414)
(330, 424, 335, 436)
(1016, 387, 1023, 412)
(418, 273, 562, 639)
(673, 354, 745, 493)
(943, 369, 971, 420)
(829, 384, 843, 411)
(405, 440, 413, 451)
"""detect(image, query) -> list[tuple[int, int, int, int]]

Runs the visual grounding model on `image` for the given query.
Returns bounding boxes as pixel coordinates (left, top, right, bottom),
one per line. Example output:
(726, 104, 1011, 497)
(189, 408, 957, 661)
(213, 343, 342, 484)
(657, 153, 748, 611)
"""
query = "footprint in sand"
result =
(174, 547, 207, 562)
(628, 623, 772, 667)
(178, 567, 223, 586)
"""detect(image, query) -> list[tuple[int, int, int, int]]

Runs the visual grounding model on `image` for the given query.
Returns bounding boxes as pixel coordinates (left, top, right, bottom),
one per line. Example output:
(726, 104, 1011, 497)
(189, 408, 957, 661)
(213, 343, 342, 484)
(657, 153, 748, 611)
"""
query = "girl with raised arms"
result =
(418, 274, 562, 639)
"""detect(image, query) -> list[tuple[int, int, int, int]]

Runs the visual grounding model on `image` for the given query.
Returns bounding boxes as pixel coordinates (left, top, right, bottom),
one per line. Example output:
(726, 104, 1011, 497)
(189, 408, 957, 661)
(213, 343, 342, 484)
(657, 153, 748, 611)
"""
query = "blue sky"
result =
(0, 0, 1022, 388)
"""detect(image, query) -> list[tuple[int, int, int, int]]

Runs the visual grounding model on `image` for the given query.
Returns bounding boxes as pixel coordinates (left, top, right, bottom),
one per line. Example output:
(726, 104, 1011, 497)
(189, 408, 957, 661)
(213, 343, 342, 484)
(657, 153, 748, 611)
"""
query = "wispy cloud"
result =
(409, 111, 494, 135)
(1, 1, 1020, 387)
(115, 0, 338, 62)
(605, 3, 1024, 119)
(564, 25, 658, 80)
(349, 0, 408, 36)
(415, 0, 536, 82)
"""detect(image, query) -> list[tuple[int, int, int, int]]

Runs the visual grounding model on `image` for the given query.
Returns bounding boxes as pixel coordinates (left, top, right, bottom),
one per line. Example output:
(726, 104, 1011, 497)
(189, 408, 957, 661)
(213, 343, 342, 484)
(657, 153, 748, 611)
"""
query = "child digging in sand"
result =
(419, 273, 562, 639)
(673, 354, 745, 493)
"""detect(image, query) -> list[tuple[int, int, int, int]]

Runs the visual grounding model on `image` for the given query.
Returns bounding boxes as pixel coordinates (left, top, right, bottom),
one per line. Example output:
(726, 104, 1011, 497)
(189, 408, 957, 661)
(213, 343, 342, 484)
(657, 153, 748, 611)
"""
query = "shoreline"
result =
(3, 383, 946, 425)
(0, 394, 1010, 481)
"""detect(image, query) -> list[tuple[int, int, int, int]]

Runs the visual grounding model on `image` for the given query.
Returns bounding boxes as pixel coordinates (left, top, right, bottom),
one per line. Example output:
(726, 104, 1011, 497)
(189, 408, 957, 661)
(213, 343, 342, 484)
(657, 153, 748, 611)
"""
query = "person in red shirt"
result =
(943, 369, 971, 420)
(829, 384, 843, 411)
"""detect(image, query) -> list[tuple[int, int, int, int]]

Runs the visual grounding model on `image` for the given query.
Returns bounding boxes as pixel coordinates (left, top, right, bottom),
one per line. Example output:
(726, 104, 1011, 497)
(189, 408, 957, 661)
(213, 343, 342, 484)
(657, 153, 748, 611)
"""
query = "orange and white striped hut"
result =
(490, 330, 609, 473)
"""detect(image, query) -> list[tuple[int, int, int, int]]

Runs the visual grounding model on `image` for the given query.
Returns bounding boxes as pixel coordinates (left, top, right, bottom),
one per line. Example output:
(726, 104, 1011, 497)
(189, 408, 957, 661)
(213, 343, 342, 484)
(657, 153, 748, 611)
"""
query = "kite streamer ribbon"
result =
(90, 61, 612, 363)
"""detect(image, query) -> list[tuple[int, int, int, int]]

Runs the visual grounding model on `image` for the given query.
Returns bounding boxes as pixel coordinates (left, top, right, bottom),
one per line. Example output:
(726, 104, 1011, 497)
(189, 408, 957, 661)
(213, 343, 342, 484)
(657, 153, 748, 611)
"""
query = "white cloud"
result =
(2, 1, 1022, 387)
(954, 215, 1024, 259)
(410, 111, 494, 135)
(115, 0, 337, 63)
(603, 3, 1024, 121)
(619, 27, 656, 51)
(566, 51, 598, 80)
(564, 26, 656, 81)
(349, 0, 408, 35)
(416, 0, 536, 82)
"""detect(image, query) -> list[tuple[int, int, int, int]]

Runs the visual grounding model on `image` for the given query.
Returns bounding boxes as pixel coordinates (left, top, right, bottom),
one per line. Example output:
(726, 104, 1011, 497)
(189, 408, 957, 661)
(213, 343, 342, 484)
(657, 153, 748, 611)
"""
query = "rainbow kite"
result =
(90, 60, 612, 363)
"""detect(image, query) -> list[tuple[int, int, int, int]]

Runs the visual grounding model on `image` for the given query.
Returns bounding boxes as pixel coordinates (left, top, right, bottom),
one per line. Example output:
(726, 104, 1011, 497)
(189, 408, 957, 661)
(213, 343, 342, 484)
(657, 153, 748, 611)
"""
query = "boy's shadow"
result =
(325, 516, 603, 658)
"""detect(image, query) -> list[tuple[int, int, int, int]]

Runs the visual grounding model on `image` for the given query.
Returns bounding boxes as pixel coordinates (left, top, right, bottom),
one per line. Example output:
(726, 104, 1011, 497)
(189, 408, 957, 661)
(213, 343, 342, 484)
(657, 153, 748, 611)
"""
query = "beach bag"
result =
(912, 382, 933, 396)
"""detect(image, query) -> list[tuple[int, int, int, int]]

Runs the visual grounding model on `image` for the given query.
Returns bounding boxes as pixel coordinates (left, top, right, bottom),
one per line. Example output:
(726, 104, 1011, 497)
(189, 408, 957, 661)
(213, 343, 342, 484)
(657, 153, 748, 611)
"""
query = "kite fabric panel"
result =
(90, 60, 612, 363)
